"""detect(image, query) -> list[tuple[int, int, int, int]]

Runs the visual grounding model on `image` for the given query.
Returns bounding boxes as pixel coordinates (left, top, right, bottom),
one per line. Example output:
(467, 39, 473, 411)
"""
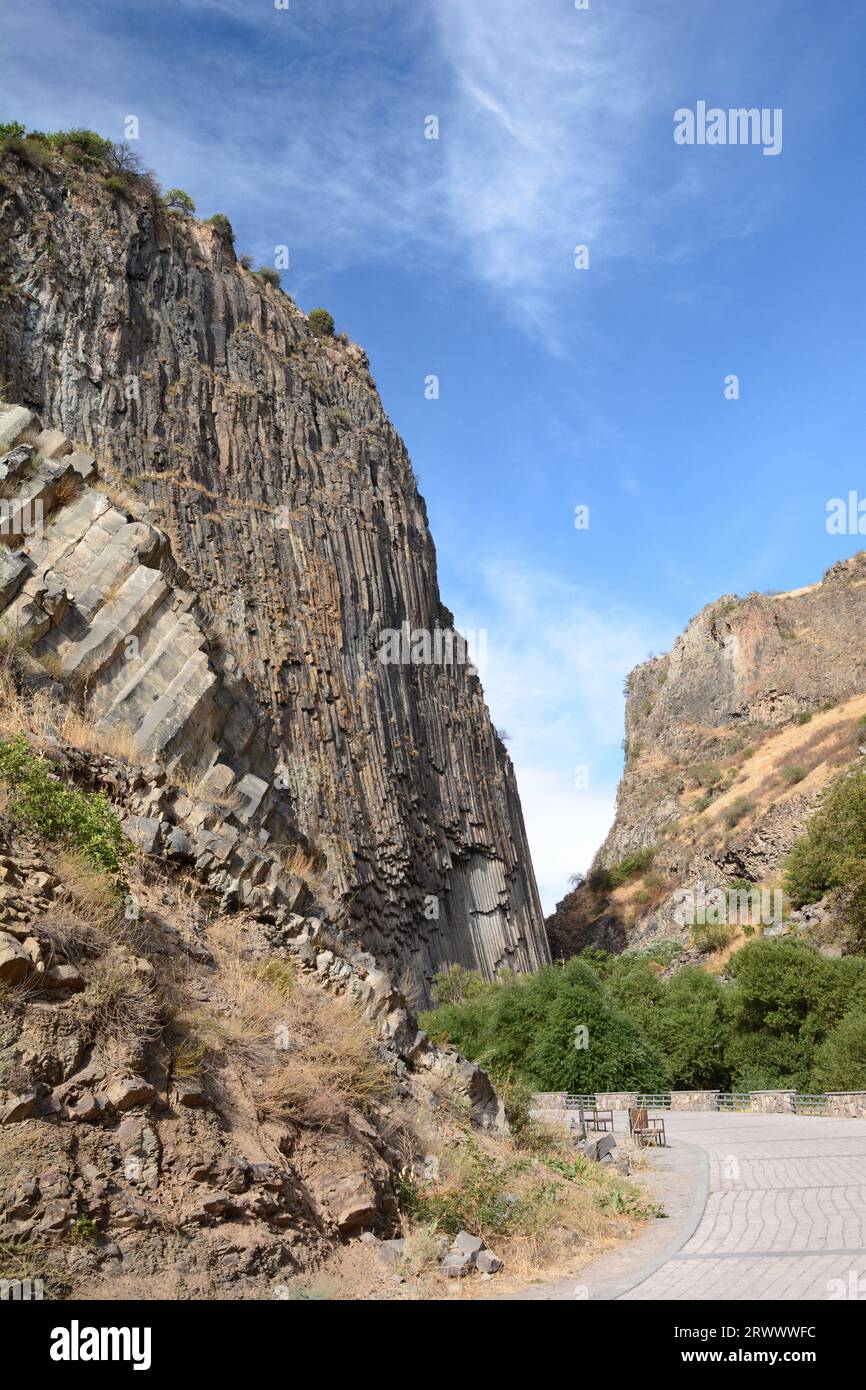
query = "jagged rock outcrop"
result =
(548, 557, 866, 957)
(0, 153, 549, 1000)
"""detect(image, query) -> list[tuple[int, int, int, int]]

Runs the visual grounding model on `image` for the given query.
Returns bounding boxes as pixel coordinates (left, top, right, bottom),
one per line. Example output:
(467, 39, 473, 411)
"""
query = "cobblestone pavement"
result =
(622, 1111, 866, 1300)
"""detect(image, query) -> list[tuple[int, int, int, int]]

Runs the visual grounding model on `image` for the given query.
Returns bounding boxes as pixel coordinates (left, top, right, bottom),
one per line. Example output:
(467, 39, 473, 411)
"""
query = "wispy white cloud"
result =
(454, 561, 673, 912)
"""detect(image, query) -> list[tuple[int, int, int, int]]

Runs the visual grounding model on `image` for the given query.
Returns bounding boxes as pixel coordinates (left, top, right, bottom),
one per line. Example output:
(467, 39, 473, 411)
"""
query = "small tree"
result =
(106, 142, 144, 176)
(162, 187, 196, 216)
(308, 307, 335, 338)
(0, 122, 26, 145)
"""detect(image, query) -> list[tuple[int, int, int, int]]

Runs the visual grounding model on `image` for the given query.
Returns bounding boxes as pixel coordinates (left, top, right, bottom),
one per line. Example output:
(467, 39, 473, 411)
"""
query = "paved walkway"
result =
(502, 1111, 866, 1300)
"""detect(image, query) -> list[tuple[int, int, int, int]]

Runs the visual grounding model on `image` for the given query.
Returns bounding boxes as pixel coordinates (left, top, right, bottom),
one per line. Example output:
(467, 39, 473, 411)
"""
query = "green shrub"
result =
(587, 866, 613, 894)
(723, 938, 858, 1091)
(689, 761, 722, 789)
(796, 711, 813, 725)
(48, 128, 112, 162)
(0, 121, 26, 145)
(781, 764, 807, 786)
(723, 796, 751, 828)
(162, 187, 196, 216)
(206, 213, 234, 244)
(103, 175, 129, 200)
(309, 308, 335, 338)
(784, 770, 866, 945)
(811, 1012, 866, 1091)
(258, 265, 281, 287)
(607, 847, 655, 888)
(430, 964, 492, 1007)
(691, 922, 737, 955)
(3, 136, 53, 169)
(0, 734, 132, 885)
(421, 958, 669, 1093)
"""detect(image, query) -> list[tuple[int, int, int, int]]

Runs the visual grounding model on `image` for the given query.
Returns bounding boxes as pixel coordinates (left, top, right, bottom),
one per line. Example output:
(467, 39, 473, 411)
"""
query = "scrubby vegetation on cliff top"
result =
(0, 122, 334, 334)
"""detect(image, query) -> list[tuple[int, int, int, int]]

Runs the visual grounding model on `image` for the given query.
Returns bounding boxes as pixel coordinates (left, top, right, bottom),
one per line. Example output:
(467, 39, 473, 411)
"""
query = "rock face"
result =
(548, 557, 866, 957)
(0, 156, 549, 999)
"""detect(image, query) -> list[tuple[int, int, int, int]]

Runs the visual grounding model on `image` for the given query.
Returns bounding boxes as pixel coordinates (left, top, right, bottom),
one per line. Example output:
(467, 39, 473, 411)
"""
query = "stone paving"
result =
(622, 1111, 866, 1300)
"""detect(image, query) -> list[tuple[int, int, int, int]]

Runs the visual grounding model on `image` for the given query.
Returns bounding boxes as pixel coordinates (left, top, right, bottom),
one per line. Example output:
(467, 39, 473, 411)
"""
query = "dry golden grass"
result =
(0, 648, 138, 763)
(170, 763, 239, 811)
(36, 851, 131, 967)
(183, 931, 389, 1126)
(705, 693, 866, 828)
(283, 843, 324, 894)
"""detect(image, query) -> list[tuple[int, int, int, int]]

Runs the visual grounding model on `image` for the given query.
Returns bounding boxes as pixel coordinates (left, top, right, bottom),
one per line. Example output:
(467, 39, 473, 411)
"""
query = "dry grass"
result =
(0, 650, 139, 762)
(182, 932, 390, 1126)
(706, 693, 866, 828)
(283, 843, 325, 894)
(72, 945, 161, 1067)
(36, 850, 129, 967)
(170, 763, 239, 811)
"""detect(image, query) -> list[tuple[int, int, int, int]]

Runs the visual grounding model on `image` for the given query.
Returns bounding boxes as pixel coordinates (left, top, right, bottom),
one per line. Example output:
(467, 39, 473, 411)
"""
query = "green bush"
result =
(784, 771, 866, 946)
(0, 734, 132, 885)
(420, 958, 669, 1093)
(607, 847, 655, 889)
(3, 136, 52, 169)
(691, 922, 738, 954)
(587, 866, 613, 895)
(206, 213, 234, 244)
(722, 938, 858, 1091)
(103, 175, 129, 200)
(723, 796, 751, 829)
(811, 1013, 866, 1091)
(796, 711, 813, 725)
(48, 128, 112, 162)
(781, 764, 807, 786)
(257, 265, 281, 287)
(0, 122, 26, 145)
(308, 308, 335, 338)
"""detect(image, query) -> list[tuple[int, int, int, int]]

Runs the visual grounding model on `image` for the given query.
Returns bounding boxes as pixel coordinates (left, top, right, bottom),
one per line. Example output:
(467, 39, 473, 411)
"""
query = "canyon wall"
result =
(0, 155, 549, 999)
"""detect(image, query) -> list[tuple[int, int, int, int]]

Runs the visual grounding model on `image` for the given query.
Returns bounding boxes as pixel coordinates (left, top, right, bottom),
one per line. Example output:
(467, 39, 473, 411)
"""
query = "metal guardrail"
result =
(717, 1093, 753, 1111)
(637, 1093, 672, 1109)
(564, 1095, 596, 1110)
(793, 1094, 830, 1116)
(557, 1091, 841, 1116)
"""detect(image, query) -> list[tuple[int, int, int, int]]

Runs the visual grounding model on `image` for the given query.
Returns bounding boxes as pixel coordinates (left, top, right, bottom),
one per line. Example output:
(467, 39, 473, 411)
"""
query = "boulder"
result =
(441, 1249, 474, 1277)
(475, 1249, 504, 1274)
(581, 1131, 616, 1163)
(43, 963, 86, 992)
(0, 931, 31, 985)
(105, 1076, 157, 1112)
(452, 1230, 485, 1258)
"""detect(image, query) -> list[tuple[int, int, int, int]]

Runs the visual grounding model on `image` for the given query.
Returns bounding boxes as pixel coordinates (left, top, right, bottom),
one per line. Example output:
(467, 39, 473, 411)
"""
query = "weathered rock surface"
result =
(548, 556, 866, 957)
(0, 156, 549, 1001)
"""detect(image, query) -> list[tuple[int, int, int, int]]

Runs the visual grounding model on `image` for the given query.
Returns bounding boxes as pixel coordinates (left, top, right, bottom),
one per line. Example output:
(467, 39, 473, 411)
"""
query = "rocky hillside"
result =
(548, 556, 866, 957)
(0, 146, 549, 1000)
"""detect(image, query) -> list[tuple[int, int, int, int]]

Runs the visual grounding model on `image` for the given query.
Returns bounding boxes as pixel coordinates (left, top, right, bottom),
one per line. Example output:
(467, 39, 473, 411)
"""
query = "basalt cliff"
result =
(0, 153, 549, 1002)
(547, 556, 866, 959)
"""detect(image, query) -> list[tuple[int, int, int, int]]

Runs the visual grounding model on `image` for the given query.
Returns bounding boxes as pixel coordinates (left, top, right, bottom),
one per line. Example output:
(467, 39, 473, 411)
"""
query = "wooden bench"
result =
(584, 1108, 615, 1132)
(628, 1106, 666, 1147)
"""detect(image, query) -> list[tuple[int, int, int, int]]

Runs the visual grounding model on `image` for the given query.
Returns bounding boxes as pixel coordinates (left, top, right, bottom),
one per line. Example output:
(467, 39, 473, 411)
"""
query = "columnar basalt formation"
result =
(0, 157, 549, 999)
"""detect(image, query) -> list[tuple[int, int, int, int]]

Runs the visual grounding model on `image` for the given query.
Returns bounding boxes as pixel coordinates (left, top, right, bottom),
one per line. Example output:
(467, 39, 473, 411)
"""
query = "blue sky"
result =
(4, 0, 866, 911)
